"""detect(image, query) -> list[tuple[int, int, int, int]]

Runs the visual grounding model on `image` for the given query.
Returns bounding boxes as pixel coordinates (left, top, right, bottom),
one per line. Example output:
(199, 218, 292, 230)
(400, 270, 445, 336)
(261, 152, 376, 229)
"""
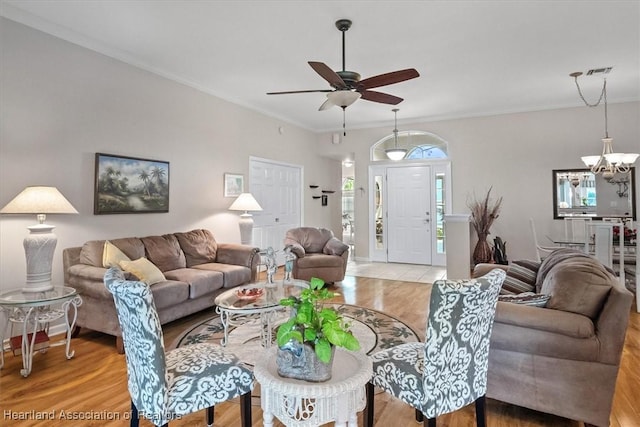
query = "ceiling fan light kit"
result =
(325, 90, 361, 109)
(267, 18, 419, 134)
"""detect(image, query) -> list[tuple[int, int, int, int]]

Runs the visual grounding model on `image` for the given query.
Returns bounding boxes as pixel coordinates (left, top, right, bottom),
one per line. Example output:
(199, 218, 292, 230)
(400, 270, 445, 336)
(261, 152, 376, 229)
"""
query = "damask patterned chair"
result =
(364, 269, 505, 427)
(104, 267, 254, 427)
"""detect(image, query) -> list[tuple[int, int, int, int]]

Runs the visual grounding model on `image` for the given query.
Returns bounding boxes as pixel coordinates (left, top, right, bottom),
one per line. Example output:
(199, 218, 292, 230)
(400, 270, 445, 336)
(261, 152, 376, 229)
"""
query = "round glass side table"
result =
(0, 286, 82, 377)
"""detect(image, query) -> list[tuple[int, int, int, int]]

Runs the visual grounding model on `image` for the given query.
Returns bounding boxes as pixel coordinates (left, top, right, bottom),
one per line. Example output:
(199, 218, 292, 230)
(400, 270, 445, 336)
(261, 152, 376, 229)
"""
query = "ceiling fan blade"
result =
(267, 89, 333, 95)
(318, 99, 334, 111)
(359, 68, 420, 90)
(360, 90, 403, 105)
(308, 61, 347, 89)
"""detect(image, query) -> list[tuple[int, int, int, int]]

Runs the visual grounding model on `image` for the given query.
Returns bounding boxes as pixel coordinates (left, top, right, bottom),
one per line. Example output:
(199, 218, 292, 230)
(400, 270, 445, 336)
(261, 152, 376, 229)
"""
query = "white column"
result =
(444, 214, 472, 280)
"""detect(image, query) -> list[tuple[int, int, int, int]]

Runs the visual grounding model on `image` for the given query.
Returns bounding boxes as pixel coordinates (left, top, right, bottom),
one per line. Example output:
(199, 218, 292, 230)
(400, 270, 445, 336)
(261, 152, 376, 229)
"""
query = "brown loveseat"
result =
(283, 227, 349, 283)
(63, 229, 259, 352)
(474, 248, 632, 427)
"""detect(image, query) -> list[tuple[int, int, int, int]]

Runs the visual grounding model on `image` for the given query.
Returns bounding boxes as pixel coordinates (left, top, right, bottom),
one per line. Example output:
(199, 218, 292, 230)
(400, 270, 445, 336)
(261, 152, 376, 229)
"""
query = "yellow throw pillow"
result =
(119, 257, 166, 285)
(103, 240, 131, 268)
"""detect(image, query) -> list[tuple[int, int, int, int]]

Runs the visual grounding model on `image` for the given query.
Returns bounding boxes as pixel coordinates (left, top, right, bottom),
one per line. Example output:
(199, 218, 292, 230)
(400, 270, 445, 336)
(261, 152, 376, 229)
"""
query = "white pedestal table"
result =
(253, 348, 373, 427)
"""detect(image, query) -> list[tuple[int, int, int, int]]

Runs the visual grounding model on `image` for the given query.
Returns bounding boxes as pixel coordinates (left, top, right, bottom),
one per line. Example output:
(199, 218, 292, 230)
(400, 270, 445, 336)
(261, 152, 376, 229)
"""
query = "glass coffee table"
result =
(214, 280, 308, 348)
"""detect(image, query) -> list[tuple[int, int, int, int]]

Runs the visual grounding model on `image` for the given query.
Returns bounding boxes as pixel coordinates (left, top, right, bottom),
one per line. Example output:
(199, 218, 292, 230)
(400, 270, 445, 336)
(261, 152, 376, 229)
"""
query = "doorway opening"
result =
(369, 131, 451, 266)
(342, 162, 355, 257)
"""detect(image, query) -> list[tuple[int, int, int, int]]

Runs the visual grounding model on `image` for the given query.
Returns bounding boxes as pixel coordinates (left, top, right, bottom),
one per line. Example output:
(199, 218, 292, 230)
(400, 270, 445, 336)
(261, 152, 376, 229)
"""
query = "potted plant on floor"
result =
(276, 277, 360, 382)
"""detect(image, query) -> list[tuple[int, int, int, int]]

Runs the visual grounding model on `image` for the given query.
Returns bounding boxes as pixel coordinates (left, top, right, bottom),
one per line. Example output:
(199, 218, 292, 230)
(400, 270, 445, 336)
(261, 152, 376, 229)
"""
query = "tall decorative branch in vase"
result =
(467, 187, 503, 265)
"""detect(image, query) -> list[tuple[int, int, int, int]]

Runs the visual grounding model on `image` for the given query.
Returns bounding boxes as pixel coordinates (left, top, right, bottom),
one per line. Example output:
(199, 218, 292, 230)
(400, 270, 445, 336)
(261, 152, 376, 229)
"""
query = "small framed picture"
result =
(224, 173, 244, 197)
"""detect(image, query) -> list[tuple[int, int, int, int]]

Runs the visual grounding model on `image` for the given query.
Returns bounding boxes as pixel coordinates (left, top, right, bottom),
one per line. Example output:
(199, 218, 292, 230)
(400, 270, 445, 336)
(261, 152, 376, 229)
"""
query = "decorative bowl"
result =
(235, 287, 264, 301)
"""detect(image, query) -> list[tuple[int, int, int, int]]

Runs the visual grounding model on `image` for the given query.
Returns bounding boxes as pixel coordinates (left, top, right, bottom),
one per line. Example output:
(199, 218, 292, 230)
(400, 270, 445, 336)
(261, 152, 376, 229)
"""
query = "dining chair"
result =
(564, 217, 592, 252)
(364, 268, 505, 427)
(589, 222, 615, 269)
(529, 218, 562, 262)
(104, 267, 254, 427)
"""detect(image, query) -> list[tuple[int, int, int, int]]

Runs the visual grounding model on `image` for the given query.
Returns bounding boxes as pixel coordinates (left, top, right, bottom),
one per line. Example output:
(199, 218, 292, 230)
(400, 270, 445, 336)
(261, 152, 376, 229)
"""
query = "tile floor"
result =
(345, 260, 447, 284)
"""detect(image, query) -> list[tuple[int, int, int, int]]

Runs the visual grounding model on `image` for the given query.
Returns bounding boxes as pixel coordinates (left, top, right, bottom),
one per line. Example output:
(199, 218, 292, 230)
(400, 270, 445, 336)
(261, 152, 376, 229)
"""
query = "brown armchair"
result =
(283, 227, 349, 283)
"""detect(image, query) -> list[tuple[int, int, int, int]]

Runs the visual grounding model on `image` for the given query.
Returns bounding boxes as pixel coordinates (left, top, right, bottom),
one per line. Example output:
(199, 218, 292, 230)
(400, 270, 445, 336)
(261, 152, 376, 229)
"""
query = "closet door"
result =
(250, 157, 302, 263)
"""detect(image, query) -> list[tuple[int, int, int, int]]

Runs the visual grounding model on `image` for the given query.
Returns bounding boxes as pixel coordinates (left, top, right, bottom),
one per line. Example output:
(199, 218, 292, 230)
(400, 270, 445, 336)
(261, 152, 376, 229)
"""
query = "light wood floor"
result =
(1, 274, 638, 427)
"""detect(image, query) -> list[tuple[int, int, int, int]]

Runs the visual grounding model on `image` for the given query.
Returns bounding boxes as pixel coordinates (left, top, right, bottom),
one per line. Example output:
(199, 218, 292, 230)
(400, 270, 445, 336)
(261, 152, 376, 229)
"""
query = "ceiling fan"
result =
(267, 19, 420, 126)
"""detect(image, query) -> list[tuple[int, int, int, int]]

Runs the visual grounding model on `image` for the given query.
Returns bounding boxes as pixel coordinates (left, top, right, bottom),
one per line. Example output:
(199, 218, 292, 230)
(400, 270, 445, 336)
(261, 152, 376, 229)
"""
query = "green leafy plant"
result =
(276, 277, 360, 363)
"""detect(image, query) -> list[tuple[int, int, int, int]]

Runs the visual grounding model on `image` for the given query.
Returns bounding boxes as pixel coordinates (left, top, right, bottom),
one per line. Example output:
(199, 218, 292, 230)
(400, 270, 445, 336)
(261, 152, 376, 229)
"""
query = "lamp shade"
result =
(1, 186, 78, 215)
(581, 156, 601, 168)
(1, 186, 78, 292)
(385, 148, 407, 161)
(228, 193, 263, 213)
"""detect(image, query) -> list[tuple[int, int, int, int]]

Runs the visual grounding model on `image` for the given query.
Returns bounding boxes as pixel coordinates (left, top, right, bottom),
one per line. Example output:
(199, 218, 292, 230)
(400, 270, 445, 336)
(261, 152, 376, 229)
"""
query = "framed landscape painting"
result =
(94, 153, 170, 214)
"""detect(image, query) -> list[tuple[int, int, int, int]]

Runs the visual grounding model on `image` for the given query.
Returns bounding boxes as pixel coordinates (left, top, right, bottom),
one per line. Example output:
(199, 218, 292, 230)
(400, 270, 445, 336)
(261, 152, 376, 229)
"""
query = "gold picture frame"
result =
(94, 153, 169, 214)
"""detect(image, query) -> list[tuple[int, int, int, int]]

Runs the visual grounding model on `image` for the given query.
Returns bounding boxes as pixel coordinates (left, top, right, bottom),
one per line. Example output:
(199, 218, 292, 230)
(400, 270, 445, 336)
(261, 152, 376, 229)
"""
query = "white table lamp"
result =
(228, 193, 262, 245)
(1, 186, 78, 292)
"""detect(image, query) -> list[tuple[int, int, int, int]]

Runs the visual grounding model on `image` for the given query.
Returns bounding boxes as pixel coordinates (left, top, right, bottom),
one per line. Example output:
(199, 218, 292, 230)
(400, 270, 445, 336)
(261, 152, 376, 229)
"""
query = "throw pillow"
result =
(174, 229, 218, 267)
(501, 261, 539, 295)
(140, 234, 187, 272)
(535, 248, 592, 292)
(512, 259, 541, 274)
(323, 237, 349, 256)
(498, 292, 550, 307)
(119, 257, 166, 285)
(102, 240, 131, 268)
(540, 257, 613, 319)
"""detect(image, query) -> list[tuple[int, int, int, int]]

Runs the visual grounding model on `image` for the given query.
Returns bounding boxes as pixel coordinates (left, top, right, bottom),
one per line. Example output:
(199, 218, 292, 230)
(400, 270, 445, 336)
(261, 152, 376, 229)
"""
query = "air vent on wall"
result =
(586, 67, 613, 76)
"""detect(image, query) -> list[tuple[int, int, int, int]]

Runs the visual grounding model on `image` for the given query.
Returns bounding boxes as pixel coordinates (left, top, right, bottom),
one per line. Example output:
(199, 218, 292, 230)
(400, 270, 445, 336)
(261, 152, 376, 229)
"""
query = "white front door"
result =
(249, 157, 302, 263)
(387, 166, 432, 264)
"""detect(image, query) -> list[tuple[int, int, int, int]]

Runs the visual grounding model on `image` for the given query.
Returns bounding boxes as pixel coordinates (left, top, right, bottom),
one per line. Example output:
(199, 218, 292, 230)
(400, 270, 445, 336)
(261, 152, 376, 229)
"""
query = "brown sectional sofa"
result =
(63, 229, 260, 352)
(474, 248, 633, 427)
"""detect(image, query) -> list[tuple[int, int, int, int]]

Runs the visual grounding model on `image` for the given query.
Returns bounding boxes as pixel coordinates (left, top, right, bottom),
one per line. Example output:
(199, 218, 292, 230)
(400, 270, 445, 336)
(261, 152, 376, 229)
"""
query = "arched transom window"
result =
(371, 130, 448, 161)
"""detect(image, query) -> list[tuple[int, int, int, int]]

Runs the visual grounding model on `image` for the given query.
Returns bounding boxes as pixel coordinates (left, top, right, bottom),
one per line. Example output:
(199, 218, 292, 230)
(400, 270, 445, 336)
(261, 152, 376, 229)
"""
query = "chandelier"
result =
(572, 71, 639, 178)
(558, 171, 590, 188)
(385, 108, 407, 160)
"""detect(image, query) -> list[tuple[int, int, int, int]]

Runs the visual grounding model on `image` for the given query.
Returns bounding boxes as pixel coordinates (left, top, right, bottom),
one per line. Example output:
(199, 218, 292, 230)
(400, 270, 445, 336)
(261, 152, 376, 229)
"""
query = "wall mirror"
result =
(552, 168, 636, 220)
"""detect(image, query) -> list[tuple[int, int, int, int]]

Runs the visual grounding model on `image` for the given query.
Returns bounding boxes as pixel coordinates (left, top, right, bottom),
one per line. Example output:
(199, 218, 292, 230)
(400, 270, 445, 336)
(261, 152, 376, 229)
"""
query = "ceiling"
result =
(2, 1, 639, 133)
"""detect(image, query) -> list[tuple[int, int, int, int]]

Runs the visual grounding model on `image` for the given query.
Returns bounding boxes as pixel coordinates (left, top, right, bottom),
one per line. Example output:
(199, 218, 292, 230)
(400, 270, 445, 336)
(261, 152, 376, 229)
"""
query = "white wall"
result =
(317, 102, 640, 262)
(0, 19, 342, 291)
(2, 18, 638, 290)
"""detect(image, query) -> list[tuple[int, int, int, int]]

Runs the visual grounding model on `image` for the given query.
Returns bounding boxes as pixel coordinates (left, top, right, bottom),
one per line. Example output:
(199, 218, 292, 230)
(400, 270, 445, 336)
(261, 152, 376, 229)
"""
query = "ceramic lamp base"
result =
(23, 224, 56, 292)
(238, 213, 254, 245)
